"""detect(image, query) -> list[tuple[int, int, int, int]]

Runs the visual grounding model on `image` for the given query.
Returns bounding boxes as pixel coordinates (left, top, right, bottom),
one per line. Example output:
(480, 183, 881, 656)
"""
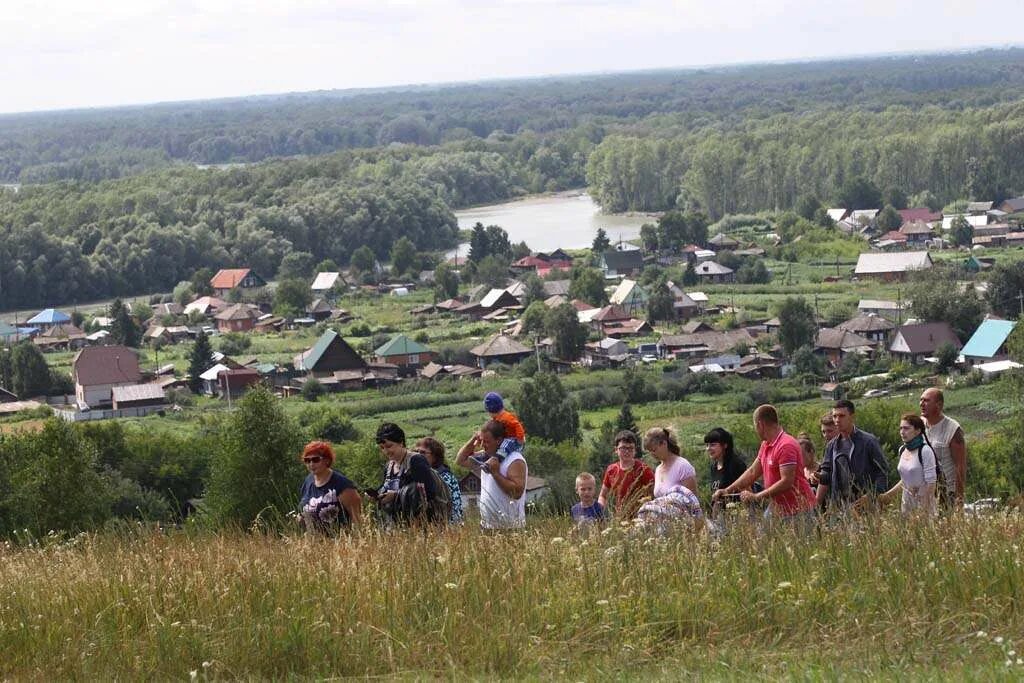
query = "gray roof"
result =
(112, 383, 168, 404)
(470, 334, 532, 358)
(696, 261, 734, 276)
(855, 251, 932, 275)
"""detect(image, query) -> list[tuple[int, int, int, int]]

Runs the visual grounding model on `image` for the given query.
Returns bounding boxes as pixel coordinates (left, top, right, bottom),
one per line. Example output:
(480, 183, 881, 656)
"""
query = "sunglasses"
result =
(303, 456, 324, 464)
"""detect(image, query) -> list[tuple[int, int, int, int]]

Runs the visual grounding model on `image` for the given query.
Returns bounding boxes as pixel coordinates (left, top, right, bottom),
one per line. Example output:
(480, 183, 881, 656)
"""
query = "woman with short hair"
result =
(297, 441, 362, 533)
(416, 436, 464, 525)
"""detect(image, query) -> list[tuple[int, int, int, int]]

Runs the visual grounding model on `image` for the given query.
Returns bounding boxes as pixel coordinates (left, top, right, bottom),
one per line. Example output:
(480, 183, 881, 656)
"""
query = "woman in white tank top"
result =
(879, 414, 937, 516)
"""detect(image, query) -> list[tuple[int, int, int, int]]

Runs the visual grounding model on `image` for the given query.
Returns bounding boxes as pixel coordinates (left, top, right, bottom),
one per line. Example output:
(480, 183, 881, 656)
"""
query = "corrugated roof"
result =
(210, 268, 252, 290)
(855, 251, 932, 274)
(311, 272, 341, 290)
(375, 334, 430, 357)
(112, 384, 168, 404)
(892, 323, 962, 354)
(26, 308, 71, 325)
(470, 334, 531, 357)
(73, 346, 142, 386)
(961, 319, 1016, 359)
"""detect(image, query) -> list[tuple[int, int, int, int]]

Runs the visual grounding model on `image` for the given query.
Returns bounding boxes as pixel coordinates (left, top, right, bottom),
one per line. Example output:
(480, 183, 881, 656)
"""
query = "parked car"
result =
(641, 354, 659, 364)
(863, 389, 890, 398)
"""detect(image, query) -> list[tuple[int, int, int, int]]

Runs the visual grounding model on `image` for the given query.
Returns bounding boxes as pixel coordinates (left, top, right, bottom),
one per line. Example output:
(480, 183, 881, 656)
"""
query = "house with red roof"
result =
(897, 208, 942, 225)
(209, 268, 267, 298)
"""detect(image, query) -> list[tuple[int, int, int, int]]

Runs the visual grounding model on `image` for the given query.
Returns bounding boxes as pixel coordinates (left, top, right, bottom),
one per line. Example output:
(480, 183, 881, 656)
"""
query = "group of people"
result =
(297, 386, 968, 535)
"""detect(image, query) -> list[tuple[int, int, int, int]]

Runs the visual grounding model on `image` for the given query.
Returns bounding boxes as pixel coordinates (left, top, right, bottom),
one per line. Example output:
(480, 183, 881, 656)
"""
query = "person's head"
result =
(752, 404, 780, 441)
(484, 391, 504, 415)
(920, 387, 944, 421)
(301, 441, 334, 475)
(703, 427, 736, 464)
(643, 427, 681, 461)
(796, 432, 817, 469)
(575, 472, 597, 504)
(612, 430, 639, 465)
(900, 413, 926, 443)
(416, 436, 446, 468)
(479, 419, 506, 454)
(831, 400, 856, 436)
(375, 422, 407, 460)
(820, 413, 838, 442)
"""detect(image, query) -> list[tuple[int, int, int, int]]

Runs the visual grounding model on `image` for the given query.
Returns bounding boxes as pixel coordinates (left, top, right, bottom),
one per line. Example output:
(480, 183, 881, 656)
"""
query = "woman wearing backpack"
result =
(373, 423, 446, 526)
(416, 436, 464, 525)
(877, 414, 938, 517)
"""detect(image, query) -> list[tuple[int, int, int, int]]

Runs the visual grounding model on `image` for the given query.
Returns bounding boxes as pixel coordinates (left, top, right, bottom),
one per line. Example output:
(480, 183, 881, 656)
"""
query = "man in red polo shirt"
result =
(712, 404, 815, 522)
(598, 430, 654, 518)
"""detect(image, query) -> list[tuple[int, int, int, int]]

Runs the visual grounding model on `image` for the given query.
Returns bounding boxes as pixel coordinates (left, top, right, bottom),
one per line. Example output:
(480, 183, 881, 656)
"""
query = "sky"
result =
(4, 0, 1024, 114)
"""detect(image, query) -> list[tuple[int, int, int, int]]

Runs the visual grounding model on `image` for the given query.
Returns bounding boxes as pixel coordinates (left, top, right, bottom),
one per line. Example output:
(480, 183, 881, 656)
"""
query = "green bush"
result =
(298, 404, 361, 443)
(203, 386, 305, 528)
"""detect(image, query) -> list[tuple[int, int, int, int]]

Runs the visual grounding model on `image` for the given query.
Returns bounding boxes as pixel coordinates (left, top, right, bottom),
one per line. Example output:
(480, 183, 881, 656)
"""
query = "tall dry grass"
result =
(2, 515, 1024, 679)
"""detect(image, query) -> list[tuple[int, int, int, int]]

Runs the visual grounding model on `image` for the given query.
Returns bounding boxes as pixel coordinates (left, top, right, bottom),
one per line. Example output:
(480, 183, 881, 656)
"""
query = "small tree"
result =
(950, 216, 974, 247)
(474, 255, 511, 289)
(568, 267, 607, 307)
(277, 251, 315, 280)
(188, 330, 212, 394)
(350, 246, 376, 275)
(646, 280, 676, 323)
(615, 404, 639, 434)
(935, 342, 959, 375)
(516, 372, 580, 445)
(390, 237, 416, 278)
(433, 262, 459, 300)
(273, 278, 313, 317)
(10, 343, 51, 398)
(109, 298, 140, 347)
(777, 297, 818, 356)
(592, 228, 611, 256)
(521, 273, 547, 307)
(301, 378, 326, 402)
(519, 301, 549, 335)
(681, 260, 698, 287)
(875, 205, 903, 232)
(204, 385, 305, 528)
(544, 303, 588, 361)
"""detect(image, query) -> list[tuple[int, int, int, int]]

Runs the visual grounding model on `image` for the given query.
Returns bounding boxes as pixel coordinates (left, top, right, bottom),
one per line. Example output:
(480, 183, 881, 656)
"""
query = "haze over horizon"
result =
(4, 0, 1024, 115)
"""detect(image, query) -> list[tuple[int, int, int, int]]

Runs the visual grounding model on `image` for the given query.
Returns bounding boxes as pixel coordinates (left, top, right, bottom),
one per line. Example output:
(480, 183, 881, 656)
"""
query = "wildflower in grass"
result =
(596, 599, 609, 606)
(777, 581, 793, 589)
(551, 537, 565, 544)
(996, 636, 1005, 644)
(978, 631, 988, 638)
(445, 583, 458, 590)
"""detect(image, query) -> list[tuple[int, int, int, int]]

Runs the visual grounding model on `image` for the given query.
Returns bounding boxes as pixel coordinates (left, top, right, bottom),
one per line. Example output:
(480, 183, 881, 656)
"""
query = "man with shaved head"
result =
(920, 388, 966, 510)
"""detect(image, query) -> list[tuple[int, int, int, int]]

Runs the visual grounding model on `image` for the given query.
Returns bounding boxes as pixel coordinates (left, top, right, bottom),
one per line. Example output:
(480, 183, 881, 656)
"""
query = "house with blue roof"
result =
(961, 319, 1017, 366)
(26, 308, 71, 328)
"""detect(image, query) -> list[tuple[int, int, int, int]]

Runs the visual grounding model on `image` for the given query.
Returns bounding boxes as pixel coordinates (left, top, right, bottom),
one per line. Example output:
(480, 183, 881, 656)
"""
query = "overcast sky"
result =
(4, 0, 1024, 114)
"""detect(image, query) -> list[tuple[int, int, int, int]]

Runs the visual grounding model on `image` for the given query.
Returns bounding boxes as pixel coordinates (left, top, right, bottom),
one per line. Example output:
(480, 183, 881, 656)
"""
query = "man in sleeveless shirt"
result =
(920, 388, 966, 510)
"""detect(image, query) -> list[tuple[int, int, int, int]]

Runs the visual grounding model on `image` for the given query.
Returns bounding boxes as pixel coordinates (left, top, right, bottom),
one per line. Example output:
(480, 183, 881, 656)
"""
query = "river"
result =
(454, 190, 653, 256)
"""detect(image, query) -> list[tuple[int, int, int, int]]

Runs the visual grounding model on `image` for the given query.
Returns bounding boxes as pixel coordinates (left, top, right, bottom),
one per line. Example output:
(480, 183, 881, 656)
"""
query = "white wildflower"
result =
(444, 582, 458, 590)
(595, 599, 609, 606)
(777, 581, 793, 589)
(550, 537, 565, 544)
(978, 631, 988, 638)
(996, 636, 1005, 644)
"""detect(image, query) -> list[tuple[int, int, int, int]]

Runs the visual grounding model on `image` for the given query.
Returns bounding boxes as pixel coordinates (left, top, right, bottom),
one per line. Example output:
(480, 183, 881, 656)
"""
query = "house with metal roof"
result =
(209, 268, 266, 298)
(26, 308, 71, 328)
(854, 251, 932, 281)
(837, 314, 896, 344)
(469, 334, 532, 368)
(598, 249, 644, 278)
(214, 303, 261, 333)
(695, 261, 735, 284)
(609, 279, 648, 316)
(72, 345, 142, 409)
(293, 329, 367, 377)
(960, 319, 1016, 366)
(814, 328, 875, 367)
(310, 271, 344, 294)
(373, 334, 434, 371)
(889, 322, 962, 365)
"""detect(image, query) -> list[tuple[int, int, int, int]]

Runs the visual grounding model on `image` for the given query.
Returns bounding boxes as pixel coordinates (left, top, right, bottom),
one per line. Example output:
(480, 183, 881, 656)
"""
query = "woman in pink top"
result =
(643, 427, 699, 498)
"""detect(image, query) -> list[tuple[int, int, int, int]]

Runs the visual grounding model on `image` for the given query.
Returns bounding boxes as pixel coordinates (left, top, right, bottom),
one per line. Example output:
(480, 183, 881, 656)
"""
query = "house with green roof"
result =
(293, 329, 366, 378)
(961, 319, 1016, 366)
(373, 334, 433, 372)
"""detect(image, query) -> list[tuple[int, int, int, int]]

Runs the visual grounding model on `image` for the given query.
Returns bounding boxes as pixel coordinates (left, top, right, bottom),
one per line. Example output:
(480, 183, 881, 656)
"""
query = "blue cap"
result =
(484, 392, 504, 413)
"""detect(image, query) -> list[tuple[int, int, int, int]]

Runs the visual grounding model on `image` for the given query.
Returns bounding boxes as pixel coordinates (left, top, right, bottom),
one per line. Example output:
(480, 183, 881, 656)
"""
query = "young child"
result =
(483, 392, 526, 459)
(571, 472, 606, 525)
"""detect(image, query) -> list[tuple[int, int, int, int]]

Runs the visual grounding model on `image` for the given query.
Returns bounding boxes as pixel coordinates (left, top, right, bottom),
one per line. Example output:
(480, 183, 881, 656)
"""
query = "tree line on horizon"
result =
(4, 50, 1024, 308)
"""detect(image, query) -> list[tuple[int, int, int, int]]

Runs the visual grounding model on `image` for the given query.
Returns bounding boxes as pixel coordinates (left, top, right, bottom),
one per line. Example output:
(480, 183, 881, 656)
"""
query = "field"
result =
(3, 516, 1024, 679)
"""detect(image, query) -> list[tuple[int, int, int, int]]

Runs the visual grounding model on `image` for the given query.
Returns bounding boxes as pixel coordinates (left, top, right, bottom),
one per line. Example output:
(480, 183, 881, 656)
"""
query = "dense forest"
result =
(3, 49, 1024, 309)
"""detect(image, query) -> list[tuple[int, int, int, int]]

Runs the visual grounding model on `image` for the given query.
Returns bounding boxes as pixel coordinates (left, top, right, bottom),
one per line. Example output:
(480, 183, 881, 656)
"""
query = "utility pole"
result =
(896, 284, 902, 326)
(1017, 291, 1024, 319)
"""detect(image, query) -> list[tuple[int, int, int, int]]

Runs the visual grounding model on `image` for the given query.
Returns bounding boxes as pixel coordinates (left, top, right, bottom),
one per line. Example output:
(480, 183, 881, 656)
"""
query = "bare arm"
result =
(491, 459, 527, 499)
(456, 433, 482, 469)
(340, 488, 362, 526)
(877, 481, 902, 506)
(597, 483, 610, 508)
(950, 428, 967, 507)
(682, 475, 698, 496)
(749, 463, 796, 503)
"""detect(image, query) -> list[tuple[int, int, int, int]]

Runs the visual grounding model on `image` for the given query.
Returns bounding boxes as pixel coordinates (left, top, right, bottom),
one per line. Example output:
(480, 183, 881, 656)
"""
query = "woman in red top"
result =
(597, 430, 655, 518)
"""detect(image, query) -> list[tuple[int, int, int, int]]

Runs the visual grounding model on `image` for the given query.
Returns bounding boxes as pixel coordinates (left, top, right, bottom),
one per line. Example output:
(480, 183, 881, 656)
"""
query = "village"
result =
(1, 196, 1022, 427)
